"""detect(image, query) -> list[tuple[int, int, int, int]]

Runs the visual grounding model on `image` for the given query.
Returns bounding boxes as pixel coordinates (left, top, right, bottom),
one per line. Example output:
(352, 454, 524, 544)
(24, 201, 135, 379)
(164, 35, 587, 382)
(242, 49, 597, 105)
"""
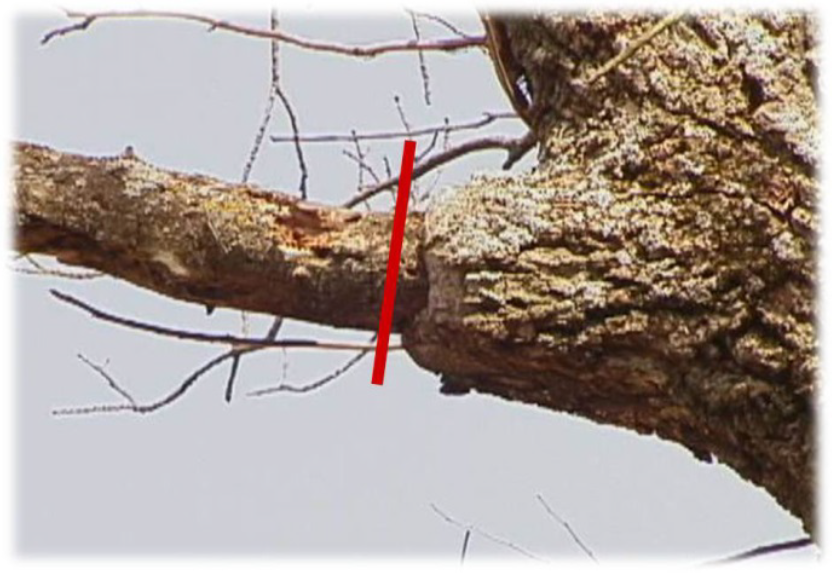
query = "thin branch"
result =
(460, 529, 472, 564)
(275, 87, 309, 199)
(415, 129, 440, 164)
(54, 347, 260, 416)
(271, 111, 517, 143)
(51, 289, 401, 352)
(13, 255, 103, 280)
(41, 10, 486, 57)
(430, 503, 546, 562)
(343, 133, 534, 208)
(342, 149, 381, 185)
(536, 493, 598, 563)
(393, 95, 412, 136)
(76, 353, 137, 407)
(408, 10, 479, 40)
(707, 537, 814, 565)
(225, 315, 284, 403)
(584, 12, 684, 85)
(407, 10, 432, 106)
(241, 85, 277, 184)
(248, 333, 375, 397)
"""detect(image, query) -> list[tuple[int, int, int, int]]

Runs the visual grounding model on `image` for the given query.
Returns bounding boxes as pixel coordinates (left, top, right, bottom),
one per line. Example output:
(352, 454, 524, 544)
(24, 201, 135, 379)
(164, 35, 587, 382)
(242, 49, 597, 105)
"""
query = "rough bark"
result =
(13, 13, 816, 537)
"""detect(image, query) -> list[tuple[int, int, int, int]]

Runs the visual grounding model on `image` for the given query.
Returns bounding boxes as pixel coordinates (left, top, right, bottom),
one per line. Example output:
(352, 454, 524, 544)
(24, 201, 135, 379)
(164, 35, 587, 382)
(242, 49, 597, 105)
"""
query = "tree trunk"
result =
(13, 13, 817, 537)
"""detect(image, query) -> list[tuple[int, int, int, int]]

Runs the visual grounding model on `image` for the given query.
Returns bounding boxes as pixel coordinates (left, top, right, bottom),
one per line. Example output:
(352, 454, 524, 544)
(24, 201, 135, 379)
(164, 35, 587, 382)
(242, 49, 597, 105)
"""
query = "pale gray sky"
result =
(14, 9, 812, 561)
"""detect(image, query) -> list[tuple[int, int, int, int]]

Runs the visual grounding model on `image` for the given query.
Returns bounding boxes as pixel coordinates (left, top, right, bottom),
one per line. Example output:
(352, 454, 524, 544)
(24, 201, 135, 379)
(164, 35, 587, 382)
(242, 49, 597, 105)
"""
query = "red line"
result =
(371, 140, 417, 386)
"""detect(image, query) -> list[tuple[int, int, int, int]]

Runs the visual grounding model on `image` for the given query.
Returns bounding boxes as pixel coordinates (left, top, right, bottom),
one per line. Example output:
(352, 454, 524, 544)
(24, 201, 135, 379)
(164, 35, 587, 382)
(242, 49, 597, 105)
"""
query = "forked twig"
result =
(271, 112, 517, 144)
(430, 503, 546, 562)
(343, 133, 535, 208)
(248, 333, 376, 397)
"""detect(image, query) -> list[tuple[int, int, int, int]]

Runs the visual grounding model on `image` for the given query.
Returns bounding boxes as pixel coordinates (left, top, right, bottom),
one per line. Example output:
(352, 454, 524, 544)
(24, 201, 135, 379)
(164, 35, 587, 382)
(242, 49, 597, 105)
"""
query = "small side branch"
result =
(51, 289, 399, 352)
(707, 537, 815, 565)
(271, 112, 517, 144)
(536, 493, 598, 562)
(248, 334, 375, 397)
(343, 132, 535, 208)
(430, 503, 546, 562)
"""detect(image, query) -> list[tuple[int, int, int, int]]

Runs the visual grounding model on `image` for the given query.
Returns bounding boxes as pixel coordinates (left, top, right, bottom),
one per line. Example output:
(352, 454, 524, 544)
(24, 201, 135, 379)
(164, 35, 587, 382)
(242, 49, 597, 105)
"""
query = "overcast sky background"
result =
(13, 8, 815, 562)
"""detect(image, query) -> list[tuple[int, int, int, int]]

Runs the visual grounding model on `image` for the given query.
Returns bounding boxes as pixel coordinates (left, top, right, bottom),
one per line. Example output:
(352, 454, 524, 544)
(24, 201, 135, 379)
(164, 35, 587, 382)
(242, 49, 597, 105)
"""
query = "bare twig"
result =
(408, 10, 479, 40)
(54, 347, 260, 416)
(248, 333, 376, 397)
(415, 129, 440, 164)
(706, 537, 814, 565)
(393, 95, 412, 135)
(77, 354, 137, 407)
(343, 133, 535, 208)
(241, 84, 277, 184)
(275, 85, 309, 198)
(584, 12, 684, 85)
(13, 255, 103, 280)
(430, 503, 546, 562)
(271, 111, 517, 143)
(536, 493, 598, 563)
(224, 315, 283, 403)
(41, 10, 486, 57)
(51, 289, 401, 352)
(460, 529, 472, 564)
(407, 10, 432, 106)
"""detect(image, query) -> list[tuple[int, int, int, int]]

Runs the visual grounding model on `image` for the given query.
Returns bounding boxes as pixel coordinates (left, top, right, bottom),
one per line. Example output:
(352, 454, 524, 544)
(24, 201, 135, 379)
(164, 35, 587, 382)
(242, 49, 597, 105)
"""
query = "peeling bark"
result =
(13, 12, 817, 537)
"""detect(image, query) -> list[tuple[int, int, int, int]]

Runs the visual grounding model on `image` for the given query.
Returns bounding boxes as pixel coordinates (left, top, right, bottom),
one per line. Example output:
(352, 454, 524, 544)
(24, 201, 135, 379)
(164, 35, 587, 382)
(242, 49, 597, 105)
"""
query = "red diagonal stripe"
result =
(371, 140, 417, 386)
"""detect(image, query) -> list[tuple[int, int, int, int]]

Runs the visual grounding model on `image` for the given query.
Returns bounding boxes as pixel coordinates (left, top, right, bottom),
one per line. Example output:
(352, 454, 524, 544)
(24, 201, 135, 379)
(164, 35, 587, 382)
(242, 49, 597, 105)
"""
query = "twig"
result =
(415, 129, 440, 164)
(225, 316, 284, 403)
(706, 537, 814, 565)
(54, 347, 259, 416)
(584, 12, 684, 85)
(393, 95, 412, 135)
(275, 85, 309, 198)
(460, 529, 472, 564)
(50, 289, 401, 352)
(536, 493, 598, 563)
(248, 333, 376, 397)
(41, 10, 486, 57)
(408, 10, 479, 40)
(241, 84, 277, 184)
(407, 10, 432, 106)
(430, 503, 546, 562)
(76, 354, 137, 407)
(343, 134, 534, 208)
(271, 111, 517, 143)
(13, 255, 103, 280)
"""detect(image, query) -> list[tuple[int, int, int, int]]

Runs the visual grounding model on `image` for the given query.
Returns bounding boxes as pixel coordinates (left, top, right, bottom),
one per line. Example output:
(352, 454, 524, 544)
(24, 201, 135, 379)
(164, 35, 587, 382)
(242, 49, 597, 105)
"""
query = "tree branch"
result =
(14, 142, 427, 332)
(42, 10, 486, 57)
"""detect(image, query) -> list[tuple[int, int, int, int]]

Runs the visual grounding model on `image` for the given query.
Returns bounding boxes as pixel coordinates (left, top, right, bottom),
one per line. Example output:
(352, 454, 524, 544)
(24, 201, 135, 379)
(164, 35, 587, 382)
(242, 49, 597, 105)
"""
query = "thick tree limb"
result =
(14, 142, 426, 332)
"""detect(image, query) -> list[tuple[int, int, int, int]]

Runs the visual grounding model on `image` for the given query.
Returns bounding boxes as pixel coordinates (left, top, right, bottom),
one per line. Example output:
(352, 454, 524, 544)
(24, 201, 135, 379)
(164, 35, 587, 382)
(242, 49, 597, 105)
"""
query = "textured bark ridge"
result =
(403, 13, 816, 535)
(13, 13, 816, 536)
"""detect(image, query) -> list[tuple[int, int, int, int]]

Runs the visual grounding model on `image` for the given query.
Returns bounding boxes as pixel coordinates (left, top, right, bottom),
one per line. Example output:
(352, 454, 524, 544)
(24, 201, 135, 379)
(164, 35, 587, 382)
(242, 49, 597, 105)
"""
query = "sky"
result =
(9, 6, 817, 564)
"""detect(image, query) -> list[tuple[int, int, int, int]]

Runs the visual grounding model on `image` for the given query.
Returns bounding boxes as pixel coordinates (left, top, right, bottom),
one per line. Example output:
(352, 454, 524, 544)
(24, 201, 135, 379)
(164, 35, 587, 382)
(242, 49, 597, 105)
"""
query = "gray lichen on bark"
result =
(403, 12, 816, 535)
